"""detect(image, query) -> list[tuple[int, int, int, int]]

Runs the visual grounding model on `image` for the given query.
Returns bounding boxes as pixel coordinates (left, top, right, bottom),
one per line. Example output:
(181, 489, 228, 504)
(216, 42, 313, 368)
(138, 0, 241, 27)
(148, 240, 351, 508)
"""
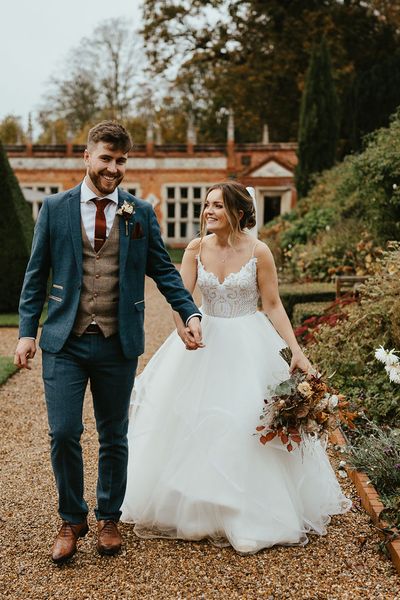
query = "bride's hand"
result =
(289, 349, 314, 375)
(177, 326, 200, 350)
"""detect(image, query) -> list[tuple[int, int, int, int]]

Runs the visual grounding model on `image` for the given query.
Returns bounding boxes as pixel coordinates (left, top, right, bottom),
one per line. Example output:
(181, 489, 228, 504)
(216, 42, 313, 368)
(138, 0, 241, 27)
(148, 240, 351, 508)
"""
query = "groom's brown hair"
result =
(87, 121, 132, 153)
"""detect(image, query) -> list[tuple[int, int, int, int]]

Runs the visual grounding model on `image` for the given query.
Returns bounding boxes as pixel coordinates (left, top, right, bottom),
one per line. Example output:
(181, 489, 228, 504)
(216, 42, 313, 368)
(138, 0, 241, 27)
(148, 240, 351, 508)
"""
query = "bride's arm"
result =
(173, 239, 201, 348)
(256, 243, 312, 373)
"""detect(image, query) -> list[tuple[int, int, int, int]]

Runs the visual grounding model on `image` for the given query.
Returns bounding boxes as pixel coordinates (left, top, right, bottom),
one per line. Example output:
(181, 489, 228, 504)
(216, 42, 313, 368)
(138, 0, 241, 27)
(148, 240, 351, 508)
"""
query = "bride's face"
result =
(203, 189, 229, 233)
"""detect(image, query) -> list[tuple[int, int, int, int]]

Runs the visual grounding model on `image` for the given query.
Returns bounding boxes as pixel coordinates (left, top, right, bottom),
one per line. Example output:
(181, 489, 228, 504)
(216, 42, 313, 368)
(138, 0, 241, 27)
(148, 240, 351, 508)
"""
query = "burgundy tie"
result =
(93, 199, 111, 252)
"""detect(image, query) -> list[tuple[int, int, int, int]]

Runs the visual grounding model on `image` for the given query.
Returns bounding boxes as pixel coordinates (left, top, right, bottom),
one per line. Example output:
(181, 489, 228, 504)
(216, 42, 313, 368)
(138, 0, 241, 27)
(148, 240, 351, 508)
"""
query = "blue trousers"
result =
(42, 333, 137, 524)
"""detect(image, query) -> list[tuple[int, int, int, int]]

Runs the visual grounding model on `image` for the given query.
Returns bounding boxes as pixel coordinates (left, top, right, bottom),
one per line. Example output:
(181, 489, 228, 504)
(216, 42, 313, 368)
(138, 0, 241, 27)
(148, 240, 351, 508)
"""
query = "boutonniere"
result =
(116, 200, 136, 236)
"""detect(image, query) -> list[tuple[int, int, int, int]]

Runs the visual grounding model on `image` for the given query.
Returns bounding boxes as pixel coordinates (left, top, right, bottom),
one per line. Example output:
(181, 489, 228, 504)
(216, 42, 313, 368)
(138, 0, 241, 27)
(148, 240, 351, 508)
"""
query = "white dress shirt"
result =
(80, 177, 119, 246)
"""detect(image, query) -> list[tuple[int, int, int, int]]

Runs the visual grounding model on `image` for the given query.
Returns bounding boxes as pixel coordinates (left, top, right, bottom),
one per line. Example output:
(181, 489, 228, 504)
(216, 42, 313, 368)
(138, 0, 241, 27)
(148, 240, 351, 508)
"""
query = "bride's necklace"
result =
(219, 246, 237, 263)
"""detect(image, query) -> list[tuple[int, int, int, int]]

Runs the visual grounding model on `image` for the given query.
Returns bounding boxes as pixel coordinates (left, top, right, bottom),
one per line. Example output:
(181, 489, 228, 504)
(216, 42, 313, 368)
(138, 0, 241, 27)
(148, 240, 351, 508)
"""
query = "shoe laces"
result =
(102, 520, 117, 534)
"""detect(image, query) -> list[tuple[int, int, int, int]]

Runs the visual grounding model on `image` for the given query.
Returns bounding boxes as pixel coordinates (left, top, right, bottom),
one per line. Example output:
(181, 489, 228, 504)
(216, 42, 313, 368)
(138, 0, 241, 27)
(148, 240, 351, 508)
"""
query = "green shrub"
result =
(308, 243, 400, 426)
(260, 110, 400, 282)
(279, 282, 335, 320)
(0, 143, 34, 311)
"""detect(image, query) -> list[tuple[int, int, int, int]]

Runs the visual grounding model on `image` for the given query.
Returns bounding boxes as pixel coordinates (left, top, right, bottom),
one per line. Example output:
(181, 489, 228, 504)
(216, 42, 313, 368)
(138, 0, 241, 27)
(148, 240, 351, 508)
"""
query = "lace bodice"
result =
(197, 257, 259, 318)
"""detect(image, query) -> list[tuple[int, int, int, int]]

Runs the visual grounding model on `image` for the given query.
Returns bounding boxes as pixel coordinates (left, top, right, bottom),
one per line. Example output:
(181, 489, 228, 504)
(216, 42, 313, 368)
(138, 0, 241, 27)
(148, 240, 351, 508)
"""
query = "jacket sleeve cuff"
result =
(185, 313, 202, 326)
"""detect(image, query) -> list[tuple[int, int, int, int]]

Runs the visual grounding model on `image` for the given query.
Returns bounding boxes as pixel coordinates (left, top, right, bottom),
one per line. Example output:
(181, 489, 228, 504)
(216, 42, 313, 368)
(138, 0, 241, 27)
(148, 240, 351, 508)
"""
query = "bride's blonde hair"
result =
(200, 181, 256, 245)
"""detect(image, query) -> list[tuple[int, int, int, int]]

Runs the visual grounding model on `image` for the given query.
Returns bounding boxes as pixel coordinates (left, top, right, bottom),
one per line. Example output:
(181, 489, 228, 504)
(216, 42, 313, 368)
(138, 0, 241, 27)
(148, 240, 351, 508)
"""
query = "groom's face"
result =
(84, 141, 128, 196)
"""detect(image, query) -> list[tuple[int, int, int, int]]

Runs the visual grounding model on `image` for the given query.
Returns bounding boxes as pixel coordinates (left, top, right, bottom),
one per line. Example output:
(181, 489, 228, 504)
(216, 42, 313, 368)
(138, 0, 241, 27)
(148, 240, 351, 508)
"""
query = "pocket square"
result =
(131, 222, 144, 240)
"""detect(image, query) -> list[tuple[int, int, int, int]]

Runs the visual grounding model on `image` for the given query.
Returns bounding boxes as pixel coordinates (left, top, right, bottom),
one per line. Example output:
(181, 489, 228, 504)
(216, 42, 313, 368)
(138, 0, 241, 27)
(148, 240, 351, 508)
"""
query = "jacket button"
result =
(95, 274, 100, 279)
(93, 293, 98, 298)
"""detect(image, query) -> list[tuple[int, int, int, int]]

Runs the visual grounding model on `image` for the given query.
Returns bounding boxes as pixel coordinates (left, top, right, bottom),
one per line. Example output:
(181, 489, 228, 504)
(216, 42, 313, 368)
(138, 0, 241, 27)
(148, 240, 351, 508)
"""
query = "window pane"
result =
(180, 222, 187, 238)
(167, 187, 175, 199)
(180, 187, 188, 199)
(167, 203, 175, 218)
(193, 187, 201, 199)
(193, 203, 201, 218)
(128, 188, 136, 195)
(37, 187, 45, 192)
(50, 186, 59, 194)
(167, 223, 175, 237)
(180, 203, 188, 218)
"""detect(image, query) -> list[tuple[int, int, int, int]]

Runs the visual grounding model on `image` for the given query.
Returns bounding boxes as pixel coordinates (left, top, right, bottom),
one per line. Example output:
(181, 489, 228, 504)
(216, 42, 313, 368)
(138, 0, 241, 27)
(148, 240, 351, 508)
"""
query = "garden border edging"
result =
(330, 428, 400, 575)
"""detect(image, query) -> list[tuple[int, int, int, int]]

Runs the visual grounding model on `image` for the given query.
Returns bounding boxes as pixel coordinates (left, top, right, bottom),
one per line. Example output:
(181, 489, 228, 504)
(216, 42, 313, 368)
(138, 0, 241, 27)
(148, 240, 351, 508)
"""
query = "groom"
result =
(14, 121, 202, 563)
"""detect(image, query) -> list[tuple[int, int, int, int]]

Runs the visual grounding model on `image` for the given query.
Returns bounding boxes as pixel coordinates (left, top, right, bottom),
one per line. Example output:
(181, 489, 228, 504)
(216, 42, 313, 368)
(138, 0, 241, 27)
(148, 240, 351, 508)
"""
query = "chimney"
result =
(155, 124, 162, 146)
(262, 124, 269, 144)
(227, 108, 236, 174)
(187, 113, 196, 154)
(146, 122, 154, 155)
(26, 113, 33, 156)
(66, 128, 73, 157)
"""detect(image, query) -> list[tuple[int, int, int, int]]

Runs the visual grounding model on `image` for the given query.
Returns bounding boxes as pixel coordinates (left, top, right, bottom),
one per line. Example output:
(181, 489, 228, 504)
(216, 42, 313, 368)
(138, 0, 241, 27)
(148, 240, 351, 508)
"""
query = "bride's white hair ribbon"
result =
(246, 186, 258, 238)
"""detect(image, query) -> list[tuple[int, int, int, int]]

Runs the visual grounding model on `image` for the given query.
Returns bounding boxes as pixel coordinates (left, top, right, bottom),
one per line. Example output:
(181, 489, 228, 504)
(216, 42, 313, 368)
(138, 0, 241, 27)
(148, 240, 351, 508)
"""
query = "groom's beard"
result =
(88, 168, 124, 196)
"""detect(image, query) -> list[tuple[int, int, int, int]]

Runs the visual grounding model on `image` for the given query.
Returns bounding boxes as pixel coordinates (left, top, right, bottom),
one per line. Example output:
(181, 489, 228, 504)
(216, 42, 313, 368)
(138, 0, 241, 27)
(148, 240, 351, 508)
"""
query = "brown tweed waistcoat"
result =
(73, 217, 120, 337)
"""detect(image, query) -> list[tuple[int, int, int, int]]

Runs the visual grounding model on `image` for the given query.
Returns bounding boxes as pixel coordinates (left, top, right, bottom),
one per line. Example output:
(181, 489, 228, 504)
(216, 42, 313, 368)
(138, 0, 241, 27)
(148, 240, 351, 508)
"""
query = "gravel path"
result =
(0, 278, 399, 599)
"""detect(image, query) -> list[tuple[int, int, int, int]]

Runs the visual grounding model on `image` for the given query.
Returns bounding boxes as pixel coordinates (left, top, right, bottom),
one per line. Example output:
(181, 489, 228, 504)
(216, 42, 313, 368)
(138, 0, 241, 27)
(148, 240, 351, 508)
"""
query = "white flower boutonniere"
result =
(117, 200, 136, 235)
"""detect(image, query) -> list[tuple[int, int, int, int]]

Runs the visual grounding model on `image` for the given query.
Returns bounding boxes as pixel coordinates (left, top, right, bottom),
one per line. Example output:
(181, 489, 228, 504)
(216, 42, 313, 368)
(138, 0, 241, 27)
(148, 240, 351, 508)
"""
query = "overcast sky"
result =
(0, 0, 142, 128)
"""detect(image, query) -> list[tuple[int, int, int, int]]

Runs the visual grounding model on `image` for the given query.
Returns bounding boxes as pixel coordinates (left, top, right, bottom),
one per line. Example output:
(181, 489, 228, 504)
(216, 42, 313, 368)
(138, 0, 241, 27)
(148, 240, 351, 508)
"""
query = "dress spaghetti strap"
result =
(251, 241, 259, 259)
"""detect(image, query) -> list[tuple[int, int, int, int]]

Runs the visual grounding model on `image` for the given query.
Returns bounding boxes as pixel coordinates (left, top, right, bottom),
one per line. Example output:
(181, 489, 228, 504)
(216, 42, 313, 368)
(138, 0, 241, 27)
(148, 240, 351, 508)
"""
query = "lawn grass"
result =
(0, 356, 18, 386)
(0, 305, 48, 327)
(167, 247, 185, 263)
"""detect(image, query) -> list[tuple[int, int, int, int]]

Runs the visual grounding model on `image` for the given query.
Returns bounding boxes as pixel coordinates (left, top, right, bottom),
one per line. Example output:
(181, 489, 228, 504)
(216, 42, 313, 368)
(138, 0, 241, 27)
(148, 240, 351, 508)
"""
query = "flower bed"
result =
(331, 428, 400, 575)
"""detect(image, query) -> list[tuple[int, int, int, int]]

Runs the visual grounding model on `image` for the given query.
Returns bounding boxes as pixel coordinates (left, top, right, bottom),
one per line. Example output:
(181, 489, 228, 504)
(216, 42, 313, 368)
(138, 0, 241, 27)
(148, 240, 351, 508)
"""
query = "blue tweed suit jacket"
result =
(19, 184, 199, 358)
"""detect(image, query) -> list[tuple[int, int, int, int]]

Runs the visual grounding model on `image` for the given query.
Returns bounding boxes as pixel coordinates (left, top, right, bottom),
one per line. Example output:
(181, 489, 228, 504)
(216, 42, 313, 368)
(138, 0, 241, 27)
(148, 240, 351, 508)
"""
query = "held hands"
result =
(178, 317, 204, 351)
(14, 338, 37, 370)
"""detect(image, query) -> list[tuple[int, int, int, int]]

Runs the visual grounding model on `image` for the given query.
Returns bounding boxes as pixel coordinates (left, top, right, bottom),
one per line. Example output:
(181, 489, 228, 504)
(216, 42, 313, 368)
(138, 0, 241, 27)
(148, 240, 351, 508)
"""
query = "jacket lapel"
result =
(67, 185, 83, 277)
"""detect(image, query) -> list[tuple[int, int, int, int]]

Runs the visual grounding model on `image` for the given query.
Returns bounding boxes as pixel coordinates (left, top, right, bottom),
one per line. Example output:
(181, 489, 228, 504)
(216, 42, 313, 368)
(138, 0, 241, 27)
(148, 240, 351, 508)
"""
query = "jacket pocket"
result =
(52, 283, 63, 290)
(134, 300, 145, 311)
(49, 295, 62, 303)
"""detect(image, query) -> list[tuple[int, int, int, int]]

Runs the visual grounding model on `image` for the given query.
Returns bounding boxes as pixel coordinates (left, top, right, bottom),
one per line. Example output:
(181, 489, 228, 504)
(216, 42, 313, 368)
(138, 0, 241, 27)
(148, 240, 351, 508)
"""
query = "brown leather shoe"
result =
(51, 520, 89, 563)
(96, 520, 122, 555)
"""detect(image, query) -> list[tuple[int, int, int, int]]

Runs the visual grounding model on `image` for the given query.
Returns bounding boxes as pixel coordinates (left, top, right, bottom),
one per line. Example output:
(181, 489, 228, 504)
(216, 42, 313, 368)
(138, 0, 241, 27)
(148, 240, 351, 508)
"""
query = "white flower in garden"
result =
(375, 346, 399, 366)
(393, 184, 398, 190)
(375, 346, 388, 363)
(385, 365, 400, 384)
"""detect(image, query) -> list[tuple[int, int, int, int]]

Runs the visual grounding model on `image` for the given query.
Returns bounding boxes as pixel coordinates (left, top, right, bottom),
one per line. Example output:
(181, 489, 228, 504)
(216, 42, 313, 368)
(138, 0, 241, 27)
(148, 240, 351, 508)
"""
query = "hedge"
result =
(279, 282, 335, 319)
(0, 142, 34, 311)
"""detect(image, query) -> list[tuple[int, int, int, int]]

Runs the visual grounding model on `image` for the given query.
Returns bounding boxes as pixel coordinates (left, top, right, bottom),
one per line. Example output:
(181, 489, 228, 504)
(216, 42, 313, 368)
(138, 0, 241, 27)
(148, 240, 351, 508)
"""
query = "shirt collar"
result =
(80, 177, 119, 204)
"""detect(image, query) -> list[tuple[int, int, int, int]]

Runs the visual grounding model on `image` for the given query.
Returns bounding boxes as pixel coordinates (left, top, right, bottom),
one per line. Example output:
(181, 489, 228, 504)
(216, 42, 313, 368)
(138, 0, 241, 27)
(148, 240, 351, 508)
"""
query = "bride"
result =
(121, 181, 351, 554)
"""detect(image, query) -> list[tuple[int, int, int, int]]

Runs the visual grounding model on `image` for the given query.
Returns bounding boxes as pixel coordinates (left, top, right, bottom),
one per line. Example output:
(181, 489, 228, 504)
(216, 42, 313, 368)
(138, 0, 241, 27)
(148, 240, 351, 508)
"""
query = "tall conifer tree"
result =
(0, 142, 34, 311)
(295, 39, 339, 198)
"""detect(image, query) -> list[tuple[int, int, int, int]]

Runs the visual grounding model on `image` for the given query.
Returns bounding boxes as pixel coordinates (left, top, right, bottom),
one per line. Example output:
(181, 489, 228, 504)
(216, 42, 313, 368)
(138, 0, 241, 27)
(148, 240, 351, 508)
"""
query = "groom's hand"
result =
(186, 317, 204, 350)
(14, 338, 37, 369)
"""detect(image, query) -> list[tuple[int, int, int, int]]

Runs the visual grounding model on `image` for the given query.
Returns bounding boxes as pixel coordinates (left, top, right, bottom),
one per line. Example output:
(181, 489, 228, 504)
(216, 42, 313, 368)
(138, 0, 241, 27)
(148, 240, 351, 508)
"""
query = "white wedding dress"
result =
(121, 251, 351, 554)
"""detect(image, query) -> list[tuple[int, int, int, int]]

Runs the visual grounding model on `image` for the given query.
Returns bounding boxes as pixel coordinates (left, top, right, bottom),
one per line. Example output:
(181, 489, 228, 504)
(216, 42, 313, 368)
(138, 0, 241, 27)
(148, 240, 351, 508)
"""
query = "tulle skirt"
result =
(121, 311, 351, 554)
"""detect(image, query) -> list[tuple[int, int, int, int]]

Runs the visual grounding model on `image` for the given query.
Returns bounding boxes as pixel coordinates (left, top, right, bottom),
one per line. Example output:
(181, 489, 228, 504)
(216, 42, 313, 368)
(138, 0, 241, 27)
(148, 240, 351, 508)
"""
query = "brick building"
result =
(6, 118, 297, 247)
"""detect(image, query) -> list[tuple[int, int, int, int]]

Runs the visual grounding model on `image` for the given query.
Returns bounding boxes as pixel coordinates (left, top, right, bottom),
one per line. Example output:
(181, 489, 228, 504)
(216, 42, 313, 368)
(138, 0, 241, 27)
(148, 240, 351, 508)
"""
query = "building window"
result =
(163, 185, 209, 242)
(120, 184, 140, 197)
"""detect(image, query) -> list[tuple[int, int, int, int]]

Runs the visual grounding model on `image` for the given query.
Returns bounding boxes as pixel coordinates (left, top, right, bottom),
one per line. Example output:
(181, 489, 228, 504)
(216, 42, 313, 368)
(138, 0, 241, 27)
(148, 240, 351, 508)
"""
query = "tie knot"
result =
(92, 198, 111, 213)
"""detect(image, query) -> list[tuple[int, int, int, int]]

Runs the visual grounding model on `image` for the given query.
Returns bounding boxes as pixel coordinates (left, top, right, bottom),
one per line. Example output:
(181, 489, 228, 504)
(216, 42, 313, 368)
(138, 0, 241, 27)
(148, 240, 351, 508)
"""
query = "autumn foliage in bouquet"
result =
(256, 348, 355, 451)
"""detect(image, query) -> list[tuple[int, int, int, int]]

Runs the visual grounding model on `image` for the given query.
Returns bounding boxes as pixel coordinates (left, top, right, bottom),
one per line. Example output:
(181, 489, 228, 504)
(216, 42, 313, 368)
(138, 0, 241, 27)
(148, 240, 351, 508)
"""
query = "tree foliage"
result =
(295, 39, 339, 198)
(39, 18, 144, 140)
(141, 0, 400, 148)
(0, 143, 34, 311)
(0, 115, 25, 144)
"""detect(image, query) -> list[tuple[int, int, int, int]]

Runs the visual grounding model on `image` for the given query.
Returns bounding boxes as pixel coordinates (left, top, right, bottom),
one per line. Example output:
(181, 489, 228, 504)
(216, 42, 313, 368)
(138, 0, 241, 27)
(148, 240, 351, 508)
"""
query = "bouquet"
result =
(255, 348, 355, 451)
